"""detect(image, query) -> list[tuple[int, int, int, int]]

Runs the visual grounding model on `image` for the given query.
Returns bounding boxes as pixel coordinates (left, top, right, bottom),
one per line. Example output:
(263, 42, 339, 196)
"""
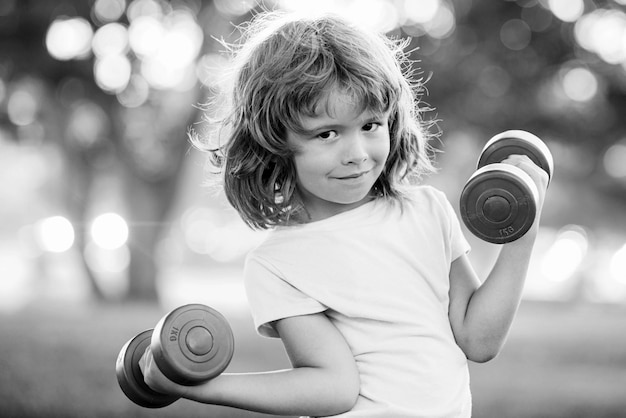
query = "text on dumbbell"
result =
(499, 226, 516, 237)
(169, 326, 180, 342)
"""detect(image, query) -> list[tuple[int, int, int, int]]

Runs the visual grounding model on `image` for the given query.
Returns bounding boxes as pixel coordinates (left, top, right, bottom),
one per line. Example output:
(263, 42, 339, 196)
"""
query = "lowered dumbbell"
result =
(460, 130, 553, 244)
(115, 304, 234, 408)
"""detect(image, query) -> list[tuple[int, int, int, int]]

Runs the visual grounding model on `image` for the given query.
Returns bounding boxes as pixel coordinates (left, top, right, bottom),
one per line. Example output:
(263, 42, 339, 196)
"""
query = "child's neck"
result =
(302, 194, 377, 223)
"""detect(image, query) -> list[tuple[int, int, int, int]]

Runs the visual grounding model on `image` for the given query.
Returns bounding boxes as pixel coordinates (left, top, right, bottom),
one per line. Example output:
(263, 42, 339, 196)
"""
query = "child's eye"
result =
(317, 130, 338, 141)
(363, 122, 381, 132)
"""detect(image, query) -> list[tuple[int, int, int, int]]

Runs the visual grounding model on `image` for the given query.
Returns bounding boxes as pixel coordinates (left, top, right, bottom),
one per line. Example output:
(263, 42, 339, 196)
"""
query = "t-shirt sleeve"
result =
(433, 188, 471, 262)
(243, 254, 327, 338)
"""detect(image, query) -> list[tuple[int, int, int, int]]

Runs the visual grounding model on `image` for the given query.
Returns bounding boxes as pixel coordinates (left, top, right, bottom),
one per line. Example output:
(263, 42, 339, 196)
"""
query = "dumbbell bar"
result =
(460, 130, 553, 244)
(116, 304, 234, 408)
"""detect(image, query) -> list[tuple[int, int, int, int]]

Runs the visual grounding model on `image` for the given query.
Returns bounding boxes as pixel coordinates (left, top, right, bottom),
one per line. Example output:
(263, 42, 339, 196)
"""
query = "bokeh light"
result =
(603, 141, 626, 179)
(278, 0, 344, 16)
(116, 74, 150, 107)
(541, 226, 588, 283)
(561, 67, 598, 102)
(7, 88, 38, 126)
(213, 0, 256, 16)
(153, 11, 203, 68)
(521, 5, 553, 32)
(196, 53, 230, 88)
(90, 213, 129, 250)
(92, 23, 129, 58)
(500, 19, 532, 51)
(46, 17, 94, 61)
(94, 54, 132, 92)
(67, 100, 109, 147)
(422, 2, 455, 39)
(45, 0, 205, 98)
(402, 0, 455, 38)
(128, 15, 164, 57)
(574, 9, 626, 65)
(35, 216, 75, 253)
(140, 58, 193, 90)
(133, 9, 203, 90)
(277, 0, 456, 38)
(126, 0, 165, 21)
(353, 0, 400, 33)
(590, 243, 626, 303)
(404, 0, 439, 24)
(93, 0, 127, 23)
(547, 0, 584, 23)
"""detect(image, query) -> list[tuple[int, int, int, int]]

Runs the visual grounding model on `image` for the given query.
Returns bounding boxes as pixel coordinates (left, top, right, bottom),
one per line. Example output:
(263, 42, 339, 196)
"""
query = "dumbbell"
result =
(459, 130, 553, 244)
(115, 304, 234, 408)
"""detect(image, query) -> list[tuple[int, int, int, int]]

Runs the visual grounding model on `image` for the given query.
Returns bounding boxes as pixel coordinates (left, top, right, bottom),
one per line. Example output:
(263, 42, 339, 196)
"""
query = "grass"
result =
(470, 302, 626, 418)
(1, 299, 625, 417)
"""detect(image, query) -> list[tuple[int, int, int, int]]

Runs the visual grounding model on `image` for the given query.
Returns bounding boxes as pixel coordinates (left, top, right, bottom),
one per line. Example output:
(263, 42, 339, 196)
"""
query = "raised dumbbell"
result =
(115, 304, 234, 408)
(459, 130, 553, 244)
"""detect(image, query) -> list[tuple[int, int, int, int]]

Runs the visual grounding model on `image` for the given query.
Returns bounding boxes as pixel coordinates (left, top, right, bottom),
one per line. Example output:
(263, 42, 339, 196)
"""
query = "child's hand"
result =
(501, 154, 550, 212)
(139, 347, 188, 398)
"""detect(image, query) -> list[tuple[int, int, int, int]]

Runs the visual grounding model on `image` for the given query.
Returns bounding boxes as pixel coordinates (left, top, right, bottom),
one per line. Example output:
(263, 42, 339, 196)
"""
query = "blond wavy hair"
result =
(192, 11, 437, 229)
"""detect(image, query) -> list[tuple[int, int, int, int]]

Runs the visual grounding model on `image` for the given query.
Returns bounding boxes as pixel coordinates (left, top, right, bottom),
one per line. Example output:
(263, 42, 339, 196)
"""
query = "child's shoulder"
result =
(403, 184, 450, 205)
(400, 184, 458, 220)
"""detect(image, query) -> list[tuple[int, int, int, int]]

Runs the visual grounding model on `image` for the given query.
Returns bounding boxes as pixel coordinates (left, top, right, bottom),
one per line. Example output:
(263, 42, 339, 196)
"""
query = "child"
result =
(139, 10, 549, 417)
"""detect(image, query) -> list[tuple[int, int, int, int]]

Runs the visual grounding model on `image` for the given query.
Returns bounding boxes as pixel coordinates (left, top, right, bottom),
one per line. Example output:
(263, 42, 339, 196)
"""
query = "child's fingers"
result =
(139, 347, 166, 392)
(501, 154, 550, 213)
(502, 154, 549, 189)
(139, 346, 164, 389)
(139, 346, 187, 397)
(138, 346, 151, 376)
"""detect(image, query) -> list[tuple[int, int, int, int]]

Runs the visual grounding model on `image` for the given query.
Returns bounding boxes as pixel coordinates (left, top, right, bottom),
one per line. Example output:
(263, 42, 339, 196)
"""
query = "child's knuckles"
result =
(143, 368, 165, 392)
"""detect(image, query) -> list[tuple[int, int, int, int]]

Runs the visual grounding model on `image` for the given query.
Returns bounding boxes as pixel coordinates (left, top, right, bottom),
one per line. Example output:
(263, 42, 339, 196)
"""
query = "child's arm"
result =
(448, 154, 550, 363)
(140, 312, 360, 416)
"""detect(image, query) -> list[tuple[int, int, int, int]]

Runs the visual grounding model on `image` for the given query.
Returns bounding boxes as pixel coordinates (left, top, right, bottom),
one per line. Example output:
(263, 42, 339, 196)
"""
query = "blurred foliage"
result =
(417, 1, 626, 185)
(0, 0, 239, 301)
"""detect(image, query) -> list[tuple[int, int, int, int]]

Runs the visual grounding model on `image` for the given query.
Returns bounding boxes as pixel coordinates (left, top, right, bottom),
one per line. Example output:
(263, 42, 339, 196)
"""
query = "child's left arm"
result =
(448, 154, 550, 363)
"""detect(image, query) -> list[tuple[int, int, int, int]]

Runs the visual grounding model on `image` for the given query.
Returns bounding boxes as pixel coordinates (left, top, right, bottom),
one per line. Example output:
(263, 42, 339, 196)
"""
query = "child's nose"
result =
(342, 133, 368, 165)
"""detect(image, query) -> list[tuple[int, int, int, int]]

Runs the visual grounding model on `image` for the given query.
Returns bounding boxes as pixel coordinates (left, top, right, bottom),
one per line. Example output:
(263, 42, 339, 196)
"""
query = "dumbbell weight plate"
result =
(478, 130, 554, 181)
(115, 329, 179, 408)
(460, 163, 538, 244)
(152, 304, 234, 386)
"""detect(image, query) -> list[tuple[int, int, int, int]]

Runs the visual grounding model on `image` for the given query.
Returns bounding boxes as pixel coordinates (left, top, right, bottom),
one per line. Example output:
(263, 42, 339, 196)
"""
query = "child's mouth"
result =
(337, 170, 369, 180)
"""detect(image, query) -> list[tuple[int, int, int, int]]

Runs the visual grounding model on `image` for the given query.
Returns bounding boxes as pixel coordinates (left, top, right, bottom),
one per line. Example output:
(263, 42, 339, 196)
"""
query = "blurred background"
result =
(1, 0, 625, 417)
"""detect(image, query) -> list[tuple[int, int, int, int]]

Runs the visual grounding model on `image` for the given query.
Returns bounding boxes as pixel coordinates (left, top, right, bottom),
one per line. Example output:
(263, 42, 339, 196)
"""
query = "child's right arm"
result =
(140, 312, 360, 416)
(447, 154, 549, 363)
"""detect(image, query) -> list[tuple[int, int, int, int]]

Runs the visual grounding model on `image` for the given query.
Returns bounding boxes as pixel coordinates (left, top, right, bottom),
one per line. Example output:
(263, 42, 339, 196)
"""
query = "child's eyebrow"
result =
(298, 122, 341, 135)
(296, 112, 386, 134)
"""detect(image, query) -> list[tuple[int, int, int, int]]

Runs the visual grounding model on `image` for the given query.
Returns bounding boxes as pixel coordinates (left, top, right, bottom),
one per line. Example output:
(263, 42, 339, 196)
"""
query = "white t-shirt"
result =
(244, 185, 472, 417)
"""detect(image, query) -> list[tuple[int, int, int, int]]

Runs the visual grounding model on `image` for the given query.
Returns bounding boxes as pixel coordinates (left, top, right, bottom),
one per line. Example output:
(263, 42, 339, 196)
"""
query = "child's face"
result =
(286, 89, 391, 222)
